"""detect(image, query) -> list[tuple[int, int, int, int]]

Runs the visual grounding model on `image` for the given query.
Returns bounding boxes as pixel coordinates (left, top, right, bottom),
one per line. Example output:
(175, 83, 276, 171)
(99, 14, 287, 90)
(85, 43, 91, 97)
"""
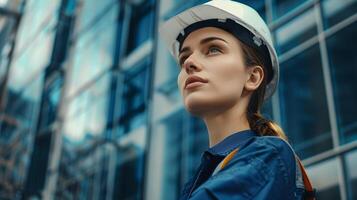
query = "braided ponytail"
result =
(239, 41, 288, 141)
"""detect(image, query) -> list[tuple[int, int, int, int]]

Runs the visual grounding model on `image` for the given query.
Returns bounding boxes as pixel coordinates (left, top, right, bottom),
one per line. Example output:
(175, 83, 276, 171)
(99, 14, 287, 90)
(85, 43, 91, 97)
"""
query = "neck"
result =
(202, 98, 250, 147)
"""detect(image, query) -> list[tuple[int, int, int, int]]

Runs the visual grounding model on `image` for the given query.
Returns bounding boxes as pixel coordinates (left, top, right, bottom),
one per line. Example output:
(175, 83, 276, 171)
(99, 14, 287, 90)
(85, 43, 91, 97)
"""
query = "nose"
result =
(183, 54, 200, 74)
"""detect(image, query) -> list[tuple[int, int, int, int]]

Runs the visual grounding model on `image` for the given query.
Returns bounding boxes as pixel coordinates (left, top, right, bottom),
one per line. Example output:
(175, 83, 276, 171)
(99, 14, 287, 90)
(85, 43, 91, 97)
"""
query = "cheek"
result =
(211, 62, 247, 92)
(177, 71, 185, 92)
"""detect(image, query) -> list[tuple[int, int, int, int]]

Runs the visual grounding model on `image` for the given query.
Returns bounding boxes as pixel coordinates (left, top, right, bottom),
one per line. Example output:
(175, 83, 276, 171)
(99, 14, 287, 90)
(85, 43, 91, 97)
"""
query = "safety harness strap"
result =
(296, 158, 317, 200)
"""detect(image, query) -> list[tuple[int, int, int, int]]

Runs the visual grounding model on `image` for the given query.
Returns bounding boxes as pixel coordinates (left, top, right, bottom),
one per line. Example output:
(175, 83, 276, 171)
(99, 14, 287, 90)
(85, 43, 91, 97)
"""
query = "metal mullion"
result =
(278, 35, 319, 63)
(324, 13, 357, 39)
(269, 0, 317, 30)
(314, 2, 348, 200)
(267, 0, 282, 126)
(265, 0, 273, 24)
(0, 6, 21, 19)
(182, 113, 191, 188)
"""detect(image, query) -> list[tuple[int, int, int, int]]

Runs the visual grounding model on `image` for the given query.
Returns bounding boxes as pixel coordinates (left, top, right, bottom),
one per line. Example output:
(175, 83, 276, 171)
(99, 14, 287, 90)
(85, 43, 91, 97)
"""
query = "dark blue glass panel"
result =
(321, 0, 357, 29)
(275, 8, 317, 54)
(113, 145, 144, 200)
(326, 21, 357, 144)
(279, 44, 332, 159)
(117, 64, 149, 134)
(162, 111, 185, 200)
(273, 0, 309, 19)
(126, 3, 155, 54)
(37, 74, 63, 132)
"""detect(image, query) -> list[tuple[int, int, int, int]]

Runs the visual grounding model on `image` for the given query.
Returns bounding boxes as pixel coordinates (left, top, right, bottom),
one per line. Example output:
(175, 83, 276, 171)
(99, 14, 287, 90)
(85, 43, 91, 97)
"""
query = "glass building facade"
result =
(0, 0, 356, 199)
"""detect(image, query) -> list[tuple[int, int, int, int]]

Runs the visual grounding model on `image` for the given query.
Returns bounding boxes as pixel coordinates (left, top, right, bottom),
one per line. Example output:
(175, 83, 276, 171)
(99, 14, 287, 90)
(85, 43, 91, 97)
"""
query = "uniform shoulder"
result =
(253, 136, 295, 154)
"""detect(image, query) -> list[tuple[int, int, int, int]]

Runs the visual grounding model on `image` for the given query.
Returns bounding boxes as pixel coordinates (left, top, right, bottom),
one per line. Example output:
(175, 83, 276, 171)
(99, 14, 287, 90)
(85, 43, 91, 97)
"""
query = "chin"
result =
(184, 94, 220, 116)
(183, 92, 241, 117)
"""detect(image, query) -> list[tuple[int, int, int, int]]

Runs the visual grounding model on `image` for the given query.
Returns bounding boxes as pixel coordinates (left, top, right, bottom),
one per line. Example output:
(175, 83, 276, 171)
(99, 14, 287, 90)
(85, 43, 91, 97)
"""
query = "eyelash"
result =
(179, 45, 222, 67)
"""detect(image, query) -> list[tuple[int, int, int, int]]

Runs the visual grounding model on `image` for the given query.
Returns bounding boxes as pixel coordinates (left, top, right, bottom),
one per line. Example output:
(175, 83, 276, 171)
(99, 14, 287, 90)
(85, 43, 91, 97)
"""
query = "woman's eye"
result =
(179, 56, 187, 66)
(207, 46, 221, 54)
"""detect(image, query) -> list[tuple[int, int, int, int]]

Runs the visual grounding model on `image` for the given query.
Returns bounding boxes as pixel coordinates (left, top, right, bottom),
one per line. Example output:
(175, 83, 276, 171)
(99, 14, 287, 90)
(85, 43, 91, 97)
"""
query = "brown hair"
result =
(239, 41, 288, 141)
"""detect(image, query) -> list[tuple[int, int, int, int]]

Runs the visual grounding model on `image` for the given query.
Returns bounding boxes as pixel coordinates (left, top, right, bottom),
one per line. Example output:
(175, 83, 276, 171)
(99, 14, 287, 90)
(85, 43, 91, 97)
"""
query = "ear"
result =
(245, 66, 264, 91)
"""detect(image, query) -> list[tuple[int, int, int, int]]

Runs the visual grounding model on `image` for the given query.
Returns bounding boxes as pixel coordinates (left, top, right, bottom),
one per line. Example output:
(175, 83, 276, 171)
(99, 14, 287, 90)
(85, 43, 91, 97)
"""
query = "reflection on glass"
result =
(346, 149, 357, 200)
(15, 0, 60, 53)
(275, 8, 317, 54)
(306, 158, 340, 199)
(57, 144, 114, 199)
(279, 44, 332, 159)
(273, 0, 309, 19)
(69, 6, 116, 96)
(327, 22, 357, 145)
(64, 73, 109, 144)
(0, 0, 9, 7)
(0, 75, 43, 198)
(5, 74, 43, 128)
(77, 0, 116, 34)
(9, 26, 54, 91)
(322, 0, 357, 29)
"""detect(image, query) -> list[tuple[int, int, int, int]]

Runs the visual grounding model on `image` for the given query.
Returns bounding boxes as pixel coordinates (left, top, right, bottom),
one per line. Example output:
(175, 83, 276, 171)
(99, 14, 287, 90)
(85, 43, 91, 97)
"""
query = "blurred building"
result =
(0, 0, 356, 199)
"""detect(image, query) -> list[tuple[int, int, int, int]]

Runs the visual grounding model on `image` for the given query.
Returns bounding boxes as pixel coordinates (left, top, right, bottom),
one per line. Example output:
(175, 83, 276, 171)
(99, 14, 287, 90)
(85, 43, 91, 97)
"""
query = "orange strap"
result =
(296, 158, 316, 200)
(220, 148, 239, 170)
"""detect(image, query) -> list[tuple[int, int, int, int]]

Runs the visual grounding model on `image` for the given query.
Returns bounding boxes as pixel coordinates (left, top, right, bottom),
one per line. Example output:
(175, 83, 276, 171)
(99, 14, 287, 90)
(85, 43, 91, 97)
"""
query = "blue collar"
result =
(206, 130, 258, 156)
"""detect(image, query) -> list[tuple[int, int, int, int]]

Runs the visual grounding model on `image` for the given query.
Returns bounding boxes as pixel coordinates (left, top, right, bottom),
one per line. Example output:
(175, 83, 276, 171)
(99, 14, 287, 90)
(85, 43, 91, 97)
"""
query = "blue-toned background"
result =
(0, 0, 356, 199)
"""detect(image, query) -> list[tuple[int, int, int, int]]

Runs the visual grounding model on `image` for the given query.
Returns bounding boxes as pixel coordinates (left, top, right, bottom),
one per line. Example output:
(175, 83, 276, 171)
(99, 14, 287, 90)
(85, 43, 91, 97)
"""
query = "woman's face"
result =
(177, 27, 251, 116)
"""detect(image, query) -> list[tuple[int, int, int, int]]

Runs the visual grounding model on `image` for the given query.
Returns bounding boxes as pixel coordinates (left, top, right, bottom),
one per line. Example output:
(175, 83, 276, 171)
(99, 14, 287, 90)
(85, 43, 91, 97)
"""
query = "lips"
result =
(184, 75, 208, 89)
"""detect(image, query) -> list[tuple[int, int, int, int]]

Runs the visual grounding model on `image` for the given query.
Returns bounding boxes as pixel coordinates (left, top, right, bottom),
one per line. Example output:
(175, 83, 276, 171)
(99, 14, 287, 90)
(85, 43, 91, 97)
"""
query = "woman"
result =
(160, 0, 315, 199)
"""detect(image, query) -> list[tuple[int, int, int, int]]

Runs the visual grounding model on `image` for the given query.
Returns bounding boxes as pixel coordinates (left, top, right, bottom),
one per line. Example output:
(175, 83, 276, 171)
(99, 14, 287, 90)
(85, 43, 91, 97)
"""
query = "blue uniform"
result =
(179, 130, 304, 200)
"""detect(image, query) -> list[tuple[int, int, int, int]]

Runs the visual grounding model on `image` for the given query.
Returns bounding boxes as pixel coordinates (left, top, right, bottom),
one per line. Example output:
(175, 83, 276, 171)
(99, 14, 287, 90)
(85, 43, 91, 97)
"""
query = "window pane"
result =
(188, 116, 208, 177)
(275, 8, 318, 54)
(76, 0, 117, 33)
(235, 0, 266, 21)
(113, 146, 145, 200)
(279, 44, 332, 159)
(162, 111, 185, 200)
(4, 74, 43, 128)
(64, 73, 110, 145)
(69, 6, 116, 96)
(326, 21, 357, 144)
(346, 149, 357, 200)
(321, 0, 357, 29)
(37, 74, 63, 132)
(126, 3, 155, 54)
(15, 0, 60, 52)
(273, 0, 309, 19)
(306, 158, 341, 199)
(117, 65, 149, 134)
(9, 24, 55, 91)
(162, 111, 208, 200)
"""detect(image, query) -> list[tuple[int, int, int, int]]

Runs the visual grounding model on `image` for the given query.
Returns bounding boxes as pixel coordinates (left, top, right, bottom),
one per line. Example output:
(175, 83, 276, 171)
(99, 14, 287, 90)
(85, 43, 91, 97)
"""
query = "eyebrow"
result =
(179, 36, 228, 56)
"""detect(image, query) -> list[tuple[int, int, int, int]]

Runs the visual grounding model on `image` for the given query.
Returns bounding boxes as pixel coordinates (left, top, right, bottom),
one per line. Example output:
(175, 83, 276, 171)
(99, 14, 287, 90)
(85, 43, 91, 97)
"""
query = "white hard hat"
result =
(159, 0, 279, 99)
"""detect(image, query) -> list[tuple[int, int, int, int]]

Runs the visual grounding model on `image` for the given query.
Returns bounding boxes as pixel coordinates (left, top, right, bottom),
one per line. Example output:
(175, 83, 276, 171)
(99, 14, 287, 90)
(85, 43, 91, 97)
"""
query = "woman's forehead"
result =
(181, 27, 238, 48)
